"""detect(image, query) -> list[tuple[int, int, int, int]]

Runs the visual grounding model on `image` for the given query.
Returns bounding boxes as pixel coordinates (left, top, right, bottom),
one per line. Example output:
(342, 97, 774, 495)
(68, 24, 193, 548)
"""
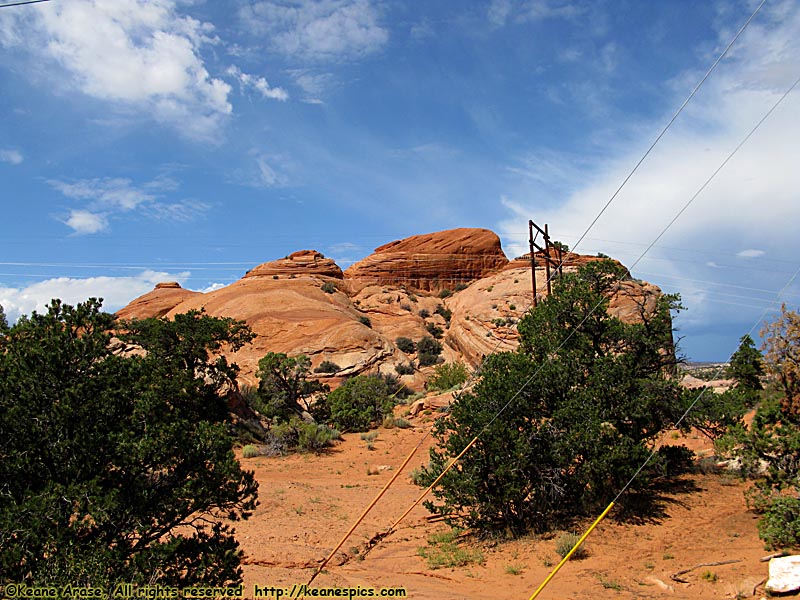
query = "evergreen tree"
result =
(0, 300, 258, 588)
(728, 334, 764, 393)
(416, 260, 692, 534)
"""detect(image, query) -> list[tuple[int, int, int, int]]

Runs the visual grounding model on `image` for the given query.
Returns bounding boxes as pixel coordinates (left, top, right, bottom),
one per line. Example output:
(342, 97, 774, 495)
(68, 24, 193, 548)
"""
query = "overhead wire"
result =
(527, 71, 800, 600)
(305, 0, 777, 587)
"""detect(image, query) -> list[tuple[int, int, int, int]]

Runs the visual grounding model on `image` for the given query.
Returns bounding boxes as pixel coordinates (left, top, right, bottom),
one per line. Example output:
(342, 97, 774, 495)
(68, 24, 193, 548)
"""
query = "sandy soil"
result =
(235, 417, 771, 600)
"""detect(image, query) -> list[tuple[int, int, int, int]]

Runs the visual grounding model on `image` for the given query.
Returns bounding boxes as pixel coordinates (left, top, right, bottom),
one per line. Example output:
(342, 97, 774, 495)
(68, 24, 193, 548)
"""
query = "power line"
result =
(0, 0, 51, 7)
(558, 0, 768, 261)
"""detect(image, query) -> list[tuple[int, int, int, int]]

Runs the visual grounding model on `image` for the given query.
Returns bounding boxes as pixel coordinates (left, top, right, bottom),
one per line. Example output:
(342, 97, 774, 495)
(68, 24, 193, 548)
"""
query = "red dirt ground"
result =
(235, 418, 771, 600)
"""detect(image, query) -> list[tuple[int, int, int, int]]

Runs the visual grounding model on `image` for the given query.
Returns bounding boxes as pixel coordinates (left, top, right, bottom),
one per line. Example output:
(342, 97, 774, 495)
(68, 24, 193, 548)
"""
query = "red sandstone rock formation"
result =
(244, 250, 343, 280)
(344, 228, 508, 292)
(115, 228, 667, 384)
(116, 282, 201, 320)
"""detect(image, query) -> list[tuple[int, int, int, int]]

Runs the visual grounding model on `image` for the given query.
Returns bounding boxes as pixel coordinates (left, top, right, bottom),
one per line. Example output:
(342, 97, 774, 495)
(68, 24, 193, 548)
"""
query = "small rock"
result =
(766, 555, 800, 594)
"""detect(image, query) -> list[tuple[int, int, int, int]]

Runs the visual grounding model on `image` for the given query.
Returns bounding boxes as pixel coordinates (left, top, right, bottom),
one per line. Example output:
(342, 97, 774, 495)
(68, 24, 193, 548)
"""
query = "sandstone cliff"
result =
(117, 228, 665, 387)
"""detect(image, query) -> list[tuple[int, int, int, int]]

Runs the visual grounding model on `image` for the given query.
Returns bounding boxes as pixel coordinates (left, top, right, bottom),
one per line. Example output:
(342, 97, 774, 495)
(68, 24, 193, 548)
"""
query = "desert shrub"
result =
(435, 304, 452, 324)
(325, 375, 393, 432)
(314, 360, 340, 374)
(418, 335, 443, 356)
(417, 336, 443, 367)
(401, 303, 412, 312)
(298, 423, 340, 454)
(427, 362, 469, 392)
(321, 281, 336, 294)
(417, 528, 483, 570)
(396, 337, 416, 354)
(555, 533, 587, 560)
(454, 283, 468, 292)
(756, 495, 800, 550)
(418, 308, 430, 319)
(419, 353, 442, 367)
(426, 322, 444, 339)
(395, 362, 415, 376)
(358, 315, 372, 328)
(263, 419, 339, 455)
(378, 371, 411, 399)
(241, 444, 260, 458)
(438, 289, 452, 299)
(415, 260, 695, 535)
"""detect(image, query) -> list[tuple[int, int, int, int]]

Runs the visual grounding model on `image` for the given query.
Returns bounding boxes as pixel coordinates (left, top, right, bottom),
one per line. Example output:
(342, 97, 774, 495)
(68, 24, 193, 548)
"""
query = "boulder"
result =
(344, 228, 508, 292)
(766, 555, 800, 595)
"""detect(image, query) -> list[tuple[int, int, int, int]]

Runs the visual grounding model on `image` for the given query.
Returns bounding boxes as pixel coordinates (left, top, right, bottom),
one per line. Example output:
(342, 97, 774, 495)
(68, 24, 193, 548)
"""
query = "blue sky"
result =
(1, 0, 799, 361)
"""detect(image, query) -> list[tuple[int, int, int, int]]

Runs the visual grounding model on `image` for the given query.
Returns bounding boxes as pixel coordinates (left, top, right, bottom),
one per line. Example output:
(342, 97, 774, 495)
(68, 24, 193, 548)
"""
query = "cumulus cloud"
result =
(0, 149, 23, 165)
(64, 210, 108, 235)
(227, 65, 289, 101)
(242, 0, 388, 61)
(0, 0, 232, 139)
(0, 270, 190, 323)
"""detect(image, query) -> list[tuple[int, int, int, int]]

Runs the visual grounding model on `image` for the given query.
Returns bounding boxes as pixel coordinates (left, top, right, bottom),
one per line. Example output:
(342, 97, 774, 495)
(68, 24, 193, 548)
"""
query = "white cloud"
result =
(0, 0, 231, 139)
(64, 210, 108, 235)
(0, 270, 190, 323)
(737, 249, 765, 258)
(51, 177, 155, 211)
(227, 65, 289, 101)
(496, 4, 800, 339)
(50, 176, 209, 233)
(242, 0, 388, 61)
(488, 0, 582, 27)
(0, 149, 23, 165)
(200, 282, 226, 293)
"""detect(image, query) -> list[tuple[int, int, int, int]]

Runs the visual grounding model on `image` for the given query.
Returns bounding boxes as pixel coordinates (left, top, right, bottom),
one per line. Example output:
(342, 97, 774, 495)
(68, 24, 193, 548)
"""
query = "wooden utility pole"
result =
(528, 220, 563, 306)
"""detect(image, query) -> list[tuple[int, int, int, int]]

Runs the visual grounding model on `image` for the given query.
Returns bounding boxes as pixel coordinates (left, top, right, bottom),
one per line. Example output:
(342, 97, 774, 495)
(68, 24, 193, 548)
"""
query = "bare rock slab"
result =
(767, 555, 800, 595)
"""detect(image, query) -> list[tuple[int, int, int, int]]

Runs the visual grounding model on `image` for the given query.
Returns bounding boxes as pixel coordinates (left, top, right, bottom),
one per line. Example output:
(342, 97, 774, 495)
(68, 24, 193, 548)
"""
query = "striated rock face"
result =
(344, 228, 508, 292)
(116, 282, 201, 320)
(244, 250, 343, 280)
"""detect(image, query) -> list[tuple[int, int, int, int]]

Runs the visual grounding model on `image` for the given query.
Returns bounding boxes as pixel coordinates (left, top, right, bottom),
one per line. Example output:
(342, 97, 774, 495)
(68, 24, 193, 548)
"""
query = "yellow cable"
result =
(528, 501, 615, 600)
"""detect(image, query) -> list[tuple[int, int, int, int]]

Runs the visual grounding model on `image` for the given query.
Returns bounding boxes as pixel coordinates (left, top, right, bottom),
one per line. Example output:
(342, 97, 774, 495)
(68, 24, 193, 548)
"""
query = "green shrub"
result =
(417, 528, 483, 569)
(314, 360, 340, 374)
(242, 444, 260, 458)
(263, 419, 339, 455)
(438, 289, 452, 299)
(426, 322, 444, 339)
(321, 281, 336, 294)
(298, 423, 340, 454)
(757, 495, 800, 550)
(418, 308, 430, 319)
(326, 375, 393, 432)
(417, 336, 443, 367)
(427, 362, 469, 392)
(358, 315, 372, 328)
(395, 362, 415, 376)
(418, 353, 441, 367)
(454, 283, 468, 292)
(434, 304, 452, 324)
(396, 337, 416, 353)
(555, 533, 587, 560)
(417, 335, 443, 356)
